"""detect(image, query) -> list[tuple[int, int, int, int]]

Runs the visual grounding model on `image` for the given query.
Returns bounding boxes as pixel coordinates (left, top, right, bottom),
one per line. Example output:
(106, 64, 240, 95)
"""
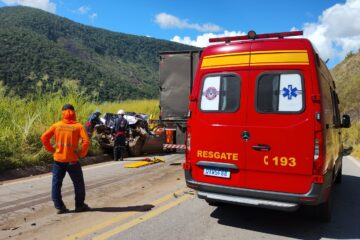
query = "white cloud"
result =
(170, 0, 360, 65)
(302, 0, 360, 61)
(171, 30, 246, 48)
(1, 0, 56, 13)
(89, 13, 97, 20)
(78, 5, 90, 15)
(155, 12, 221, 32)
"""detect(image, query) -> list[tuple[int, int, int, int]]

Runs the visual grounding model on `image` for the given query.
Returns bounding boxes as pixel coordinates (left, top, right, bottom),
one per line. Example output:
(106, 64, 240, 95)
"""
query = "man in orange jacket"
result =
(41, 104, 91, 214)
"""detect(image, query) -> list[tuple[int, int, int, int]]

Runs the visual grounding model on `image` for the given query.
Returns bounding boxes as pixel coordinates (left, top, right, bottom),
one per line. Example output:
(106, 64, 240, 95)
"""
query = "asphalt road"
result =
(0, 155, 359, 240)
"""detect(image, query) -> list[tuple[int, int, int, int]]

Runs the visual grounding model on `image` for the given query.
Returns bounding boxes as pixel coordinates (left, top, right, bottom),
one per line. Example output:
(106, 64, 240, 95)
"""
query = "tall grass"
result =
(0, 92, 90, 171)
(0, 86, 159, 172)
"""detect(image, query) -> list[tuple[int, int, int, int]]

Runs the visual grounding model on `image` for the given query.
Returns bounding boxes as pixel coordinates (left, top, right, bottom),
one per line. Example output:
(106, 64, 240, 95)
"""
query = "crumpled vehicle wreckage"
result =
(94, 112, 166, 156)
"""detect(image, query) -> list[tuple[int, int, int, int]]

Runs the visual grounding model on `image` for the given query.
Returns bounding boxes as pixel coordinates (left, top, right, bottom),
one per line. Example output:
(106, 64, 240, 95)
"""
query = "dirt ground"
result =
(0, 154, 113, 182)
(0, 154, 187, 240)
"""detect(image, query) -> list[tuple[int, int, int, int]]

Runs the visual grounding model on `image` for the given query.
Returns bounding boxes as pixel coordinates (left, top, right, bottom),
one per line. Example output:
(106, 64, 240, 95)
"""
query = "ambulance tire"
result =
(334, 164, 342, 184)
(205, 199, 224, 207)
(314, 197, 332, 222)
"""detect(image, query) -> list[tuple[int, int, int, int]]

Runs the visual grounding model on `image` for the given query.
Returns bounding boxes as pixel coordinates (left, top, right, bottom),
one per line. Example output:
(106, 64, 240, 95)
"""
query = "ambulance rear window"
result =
(256, 72, 304, 113)
(200, 74, 240, 112)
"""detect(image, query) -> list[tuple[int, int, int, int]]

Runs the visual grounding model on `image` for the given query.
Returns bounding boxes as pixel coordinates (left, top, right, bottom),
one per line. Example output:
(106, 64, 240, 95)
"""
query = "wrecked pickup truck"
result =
(94, 112, 166, 156)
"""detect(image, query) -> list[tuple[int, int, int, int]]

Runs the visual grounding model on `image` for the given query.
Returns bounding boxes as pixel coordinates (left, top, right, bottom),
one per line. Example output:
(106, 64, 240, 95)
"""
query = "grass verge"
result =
(0, 90, 158, 172)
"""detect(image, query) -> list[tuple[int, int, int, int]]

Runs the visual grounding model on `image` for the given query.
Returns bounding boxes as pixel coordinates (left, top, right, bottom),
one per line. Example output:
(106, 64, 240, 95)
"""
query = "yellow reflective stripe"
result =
(250, 50, 309, 65)
(249, 50, 307, 54)
(201, 52, 249, 69)
(250, 62, 309, 66)
(202, 51, 251, 59)
(200, 50, 309, 69)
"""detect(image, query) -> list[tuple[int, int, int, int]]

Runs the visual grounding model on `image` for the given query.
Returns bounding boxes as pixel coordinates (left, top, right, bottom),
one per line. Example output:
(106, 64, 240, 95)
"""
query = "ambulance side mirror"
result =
(341, 114, 351, 128)
(343, 146, 353, 156)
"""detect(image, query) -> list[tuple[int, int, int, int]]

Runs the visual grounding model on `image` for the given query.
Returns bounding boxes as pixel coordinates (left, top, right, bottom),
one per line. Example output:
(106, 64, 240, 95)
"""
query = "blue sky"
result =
(1, 0, 360, 67)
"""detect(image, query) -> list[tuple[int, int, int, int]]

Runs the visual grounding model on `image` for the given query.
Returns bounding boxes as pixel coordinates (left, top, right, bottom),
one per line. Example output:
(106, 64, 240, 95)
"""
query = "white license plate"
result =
(204, 167, 230, 178)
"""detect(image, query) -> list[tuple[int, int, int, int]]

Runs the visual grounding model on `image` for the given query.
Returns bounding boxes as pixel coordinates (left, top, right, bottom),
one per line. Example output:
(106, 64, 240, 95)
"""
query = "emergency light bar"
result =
(209, 30, 303, 43)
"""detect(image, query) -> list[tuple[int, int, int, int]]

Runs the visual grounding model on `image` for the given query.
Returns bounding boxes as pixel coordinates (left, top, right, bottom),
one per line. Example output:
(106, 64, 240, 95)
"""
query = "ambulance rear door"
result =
(245, 67, 314, 194)
(190, 69, 249, 189)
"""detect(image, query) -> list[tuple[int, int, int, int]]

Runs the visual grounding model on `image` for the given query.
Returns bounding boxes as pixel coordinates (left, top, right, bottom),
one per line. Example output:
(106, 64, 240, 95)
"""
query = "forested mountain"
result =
(0, 6, 198, 101)
(332, 51, 360, 121)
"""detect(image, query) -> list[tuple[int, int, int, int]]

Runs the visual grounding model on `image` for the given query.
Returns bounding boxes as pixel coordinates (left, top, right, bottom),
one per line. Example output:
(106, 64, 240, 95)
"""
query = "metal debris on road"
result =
(124, 156, 165, 168)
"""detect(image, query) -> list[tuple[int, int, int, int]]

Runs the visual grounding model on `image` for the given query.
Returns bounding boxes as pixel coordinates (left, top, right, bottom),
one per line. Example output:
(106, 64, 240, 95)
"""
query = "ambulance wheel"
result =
(314, 198, 332, 222)
(335, 165, 342, 184)
(205, 199, 223, 206)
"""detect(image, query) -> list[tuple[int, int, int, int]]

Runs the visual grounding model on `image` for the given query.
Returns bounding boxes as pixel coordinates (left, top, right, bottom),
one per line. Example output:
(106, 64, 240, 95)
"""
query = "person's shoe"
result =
(56, 205, 69, 214)
(75, 203, 91, 212)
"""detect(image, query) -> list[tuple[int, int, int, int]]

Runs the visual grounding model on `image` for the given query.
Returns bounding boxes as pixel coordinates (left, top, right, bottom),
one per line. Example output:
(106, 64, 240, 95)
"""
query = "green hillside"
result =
(332, 51, 360, 157)
(0, 6, 198, 101)
(332, 52, 360, 121)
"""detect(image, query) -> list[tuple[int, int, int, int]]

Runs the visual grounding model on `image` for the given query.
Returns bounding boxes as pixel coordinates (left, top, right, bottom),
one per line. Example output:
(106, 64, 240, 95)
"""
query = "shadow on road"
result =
(89, 204, 154, 213)
(210, 175, 360, 239)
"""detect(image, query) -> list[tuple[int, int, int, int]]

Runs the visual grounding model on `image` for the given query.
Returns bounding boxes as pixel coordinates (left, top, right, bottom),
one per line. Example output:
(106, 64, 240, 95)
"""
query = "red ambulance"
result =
(183, 31, 351, 221)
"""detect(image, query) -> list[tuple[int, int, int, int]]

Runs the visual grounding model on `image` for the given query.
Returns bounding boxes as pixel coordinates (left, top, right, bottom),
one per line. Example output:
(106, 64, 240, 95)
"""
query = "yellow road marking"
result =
(64, 188, 188, 240)
(92, 194, 192, 240)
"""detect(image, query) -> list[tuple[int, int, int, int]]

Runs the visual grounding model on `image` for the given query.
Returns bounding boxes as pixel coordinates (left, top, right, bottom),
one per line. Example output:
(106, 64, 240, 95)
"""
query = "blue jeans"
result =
(52, 161, 86, 209)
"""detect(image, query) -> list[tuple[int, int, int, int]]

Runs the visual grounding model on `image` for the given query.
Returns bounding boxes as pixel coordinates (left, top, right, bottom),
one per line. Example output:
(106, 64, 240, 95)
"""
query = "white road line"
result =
(348, 156, 360, 168)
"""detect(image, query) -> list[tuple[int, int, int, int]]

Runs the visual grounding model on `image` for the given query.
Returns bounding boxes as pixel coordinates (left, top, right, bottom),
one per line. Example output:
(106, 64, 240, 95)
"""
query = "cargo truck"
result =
(159, 51, 201, 150)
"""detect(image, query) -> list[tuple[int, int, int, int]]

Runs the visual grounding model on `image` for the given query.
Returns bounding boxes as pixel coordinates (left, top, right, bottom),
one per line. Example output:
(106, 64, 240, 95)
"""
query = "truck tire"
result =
(128, 136, 144, 156)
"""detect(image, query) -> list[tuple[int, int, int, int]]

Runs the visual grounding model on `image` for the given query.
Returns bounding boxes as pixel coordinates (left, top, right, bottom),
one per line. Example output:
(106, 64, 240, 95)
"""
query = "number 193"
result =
(263, 155, 296, 167)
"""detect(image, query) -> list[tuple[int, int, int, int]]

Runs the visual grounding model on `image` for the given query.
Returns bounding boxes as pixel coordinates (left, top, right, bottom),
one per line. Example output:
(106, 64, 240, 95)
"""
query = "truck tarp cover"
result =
(159, 52, 199, 119)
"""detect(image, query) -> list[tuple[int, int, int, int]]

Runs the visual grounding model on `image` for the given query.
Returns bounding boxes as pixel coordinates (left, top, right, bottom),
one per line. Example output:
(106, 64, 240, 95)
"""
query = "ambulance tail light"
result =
(313, 134, 325, 176)
(183, 129, 192, 171)
(186, 132, 191, 152)
(314, 139, 320, 160)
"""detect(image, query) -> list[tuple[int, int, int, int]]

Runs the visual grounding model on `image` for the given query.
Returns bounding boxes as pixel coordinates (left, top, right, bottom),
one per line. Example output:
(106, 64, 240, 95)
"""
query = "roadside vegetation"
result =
(0, 82, 159, 173)
(0, 6, 198, 102)
(343, 123, 360, 158)
(331, 50, 360, 159)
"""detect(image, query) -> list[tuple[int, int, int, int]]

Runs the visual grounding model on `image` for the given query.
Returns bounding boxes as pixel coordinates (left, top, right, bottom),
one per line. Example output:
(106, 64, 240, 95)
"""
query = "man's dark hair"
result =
(62, 104, 75, 111)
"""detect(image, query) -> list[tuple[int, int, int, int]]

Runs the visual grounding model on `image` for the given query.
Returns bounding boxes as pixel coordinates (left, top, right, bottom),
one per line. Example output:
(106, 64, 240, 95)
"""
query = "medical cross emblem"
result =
(282, 85, 299, 100)
(204, 87, 219, 100)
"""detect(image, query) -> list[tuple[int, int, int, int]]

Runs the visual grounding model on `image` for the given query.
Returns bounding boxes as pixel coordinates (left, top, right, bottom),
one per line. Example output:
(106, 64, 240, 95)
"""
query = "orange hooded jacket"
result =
(41, 109, 90, 162)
